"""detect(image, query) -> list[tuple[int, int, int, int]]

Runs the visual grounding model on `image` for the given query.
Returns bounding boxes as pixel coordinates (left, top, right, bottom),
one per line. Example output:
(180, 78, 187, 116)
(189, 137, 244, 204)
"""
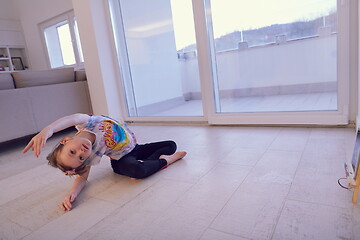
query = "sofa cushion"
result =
(12, 68, 75, 88)
(0, 73, 15, 90)
(75, 70, 87, 81)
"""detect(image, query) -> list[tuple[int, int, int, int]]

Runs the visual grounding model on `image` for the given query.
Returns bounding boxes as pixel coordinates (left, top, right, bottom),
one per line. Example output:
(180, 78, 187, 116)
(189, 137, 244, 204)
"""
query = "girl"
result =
(22, 113, 186, 211)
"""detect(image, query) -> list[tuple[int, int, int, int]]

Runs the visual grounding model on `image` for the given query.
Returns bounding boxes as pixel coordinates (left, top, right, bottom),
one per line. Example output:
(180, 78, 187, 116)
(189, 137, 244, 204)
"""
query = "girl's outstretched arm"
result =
(22, 113, 90, 157)
(61, 165, 91, 211)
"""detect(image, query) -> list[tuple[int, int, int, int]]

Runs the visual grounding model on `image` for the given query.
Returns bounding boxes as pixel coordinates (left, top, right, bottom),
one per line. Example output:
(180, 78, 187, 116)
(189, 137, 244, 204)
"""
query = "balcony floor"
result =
(148, 92, 337, 116)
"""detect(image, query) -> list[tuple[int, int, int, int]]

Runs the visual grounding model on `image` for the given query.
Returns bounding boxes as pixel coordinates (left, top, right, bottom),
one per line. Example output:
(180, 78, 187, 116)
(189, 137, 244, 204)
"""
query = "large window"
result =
(40, 11, 84, 69)
(108, 0, 349, 125)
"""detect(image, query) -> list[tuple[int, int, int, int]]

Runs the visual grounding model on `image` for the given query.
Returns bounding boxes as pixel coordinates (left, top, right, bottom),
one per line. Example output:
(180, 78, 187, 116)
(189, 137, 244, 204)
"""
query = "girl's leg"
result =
(136, 140, 186, 166)
(111, 154, 167, 179)
(110, 141, 180, 179)
(135, 140, 177, 160)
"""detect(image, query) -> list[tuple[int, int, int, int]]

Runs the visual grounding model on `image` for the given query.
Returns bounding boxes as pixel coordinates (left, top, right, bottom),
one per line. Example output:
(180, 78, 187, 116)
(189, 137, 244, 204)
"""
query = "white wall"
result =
(13, 0, 73, 70)
(72, 0, 123, 119)
(0, 0, 25, 46)
(183, 35, 337, 95)
(0, 0, 18, 19)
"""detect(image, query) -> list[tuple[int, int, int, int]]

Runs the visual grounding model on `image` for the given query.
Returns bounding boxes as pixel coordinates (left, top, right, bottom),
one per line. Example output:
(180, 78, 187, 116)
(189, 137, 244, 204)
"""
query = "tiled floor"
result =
(147, 92, 337, 116)
(1, 124, 359, 240)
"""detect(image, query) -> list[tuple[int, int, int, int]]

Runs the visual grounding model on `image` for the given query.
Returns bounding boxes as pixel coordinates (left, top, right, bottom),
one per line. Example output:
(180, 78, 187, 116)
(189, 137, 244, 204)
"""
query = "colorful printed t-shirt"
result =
(76, 115, 137, 166)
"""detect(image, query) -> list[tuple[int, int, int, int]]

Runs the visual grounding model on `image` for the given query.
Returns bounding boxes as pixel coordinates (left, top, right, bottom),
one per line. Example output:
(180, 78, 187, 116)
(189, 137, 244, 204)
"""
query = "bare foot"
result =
(160, 151, 187, 166)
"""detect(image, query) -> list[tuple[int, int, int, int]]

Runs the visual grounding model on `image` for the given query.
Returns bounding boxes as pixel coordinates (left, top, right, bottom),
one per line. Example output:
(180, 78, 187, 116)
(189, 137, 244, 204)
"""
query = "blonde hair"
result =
(46, 143, 87, 175)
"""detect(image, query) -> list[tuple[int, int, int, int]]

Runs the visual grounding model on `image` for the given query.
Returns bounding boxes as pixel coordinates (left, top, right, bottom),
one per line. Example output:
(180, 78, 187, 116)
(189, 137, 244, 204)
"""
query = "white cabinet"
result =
(0, 47, 11, 71)
(0, 46, 28, 72)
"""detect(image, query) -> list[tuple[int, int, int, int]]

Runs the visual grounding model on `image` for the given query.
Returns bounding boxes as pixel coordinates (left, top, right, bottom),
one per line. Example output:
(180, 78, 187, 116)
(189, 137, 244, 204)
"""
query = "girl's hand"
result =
(61, 193, 77, 211)
(22, 127, 53, 157)
(61, 172, 89, 211)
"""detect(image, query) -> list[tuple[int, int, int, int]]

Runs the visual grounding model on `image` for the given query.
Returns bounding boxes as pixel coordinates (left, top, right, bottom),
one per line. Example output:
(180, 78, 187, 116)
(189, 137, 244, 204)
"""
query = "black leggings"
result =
(110, 140, 177, 179)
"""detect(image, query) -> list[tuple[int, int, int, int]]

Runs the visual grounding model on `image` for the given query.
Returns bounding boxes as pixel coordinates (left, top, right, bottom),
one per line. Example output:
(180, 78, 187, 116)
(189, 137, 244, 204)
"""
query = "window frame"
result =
(40, 11, 84, 69)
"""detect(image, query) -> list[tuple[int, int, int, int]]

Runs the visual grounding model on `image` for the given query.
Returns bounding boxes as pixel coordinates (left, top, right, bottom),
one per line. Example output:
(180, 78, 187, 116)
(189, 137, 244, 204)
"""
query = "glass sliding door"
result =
(205, 0, 338, 114)
(109, 0, 203, 117)
(108, 0, 349, 125)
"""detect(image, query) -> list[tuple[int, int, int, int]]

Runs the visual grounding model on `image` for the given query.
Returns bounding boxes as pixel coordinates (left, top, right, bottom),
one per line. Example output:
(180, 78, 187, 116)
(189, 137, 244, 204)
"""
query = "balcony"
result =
(138, 32, 337, 116)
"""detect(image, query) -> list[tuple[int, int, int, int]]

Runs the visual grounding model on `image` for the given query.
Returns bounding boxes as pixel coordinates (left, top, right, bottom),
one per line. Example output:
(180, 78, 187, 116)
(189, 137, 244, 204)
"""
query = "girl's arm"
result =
(42, 113, 91, 133)
(61, 165, 91, 211)
(22, 113, 91, 157)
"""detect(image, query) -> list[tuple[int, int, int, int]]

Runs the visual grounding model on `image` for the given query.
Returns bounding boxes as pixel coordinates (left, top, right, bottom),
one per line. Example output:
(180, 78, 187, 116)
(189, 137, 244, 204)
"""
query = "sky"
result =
(171, 0, 336, 50)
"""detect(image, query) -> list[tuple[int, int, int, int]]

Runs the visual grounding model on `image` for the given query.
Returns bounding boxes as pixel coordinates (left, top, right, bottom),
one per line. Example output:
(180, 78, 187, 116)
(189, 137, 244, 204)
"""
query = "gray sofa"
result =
(0, 67, 92, 142)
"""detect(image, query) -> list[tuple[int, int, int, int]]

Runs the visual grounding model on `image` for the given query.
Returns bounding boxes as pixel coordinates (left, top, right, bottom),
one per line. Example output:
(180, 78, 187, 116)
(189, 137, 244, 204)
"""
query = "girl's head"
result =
(47, 135, 93, 175)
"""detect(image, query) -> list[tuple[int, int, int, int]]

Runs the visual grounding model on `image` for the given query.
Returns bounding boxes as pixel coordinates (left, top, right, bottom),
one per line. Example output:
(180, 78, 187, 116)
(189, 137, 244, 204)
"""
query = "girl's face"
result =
(58, 136, 92, 169)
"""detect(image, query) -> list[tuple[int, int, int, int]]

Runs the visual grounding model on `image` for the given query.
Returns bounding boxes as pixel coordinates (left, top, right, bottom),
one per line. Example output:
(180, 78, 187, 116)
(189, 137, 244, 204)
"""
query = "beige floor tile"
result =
(353, 206, 360, 240)
(222, 147, 265, 166)
(211, 189, 286, 240)
(76, 179, 192, 240)
(23, 197, 119, 240)
(309, 127, 355, 140)
(144, 206, 216, 240)
(242, 150, 302, 190)
(2, 181, 68, 231)
(272, 200, 353, 240)
(288, 167, 354, 208)
(269, 128, 310, 152)
(0, 154, 43, 181)
(210, 150, 302, 240)
(288, 137, 354, 208)
(255, 149, 302, 171)
(155, 145, 222, 183)
(233, 128, 281, 150)
(91, 173, 160, 206)
(184, 144, 226, 162)
(0, 164, 65, 205)
(199, 229, 249, 240)
(0, 206, 32, 240)
(0, 125, 358, 240)
(79, 167, 128, 199)
(175, 163, 252, 212)
(191, 126, 252, 146)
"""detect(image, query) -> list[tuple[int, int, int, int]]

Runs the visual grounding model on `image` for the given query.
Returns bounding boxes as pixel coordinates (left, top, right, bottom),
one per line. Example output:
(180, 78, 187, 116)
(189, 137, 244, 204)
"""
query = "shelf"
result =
(0, 46, 28, 71)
